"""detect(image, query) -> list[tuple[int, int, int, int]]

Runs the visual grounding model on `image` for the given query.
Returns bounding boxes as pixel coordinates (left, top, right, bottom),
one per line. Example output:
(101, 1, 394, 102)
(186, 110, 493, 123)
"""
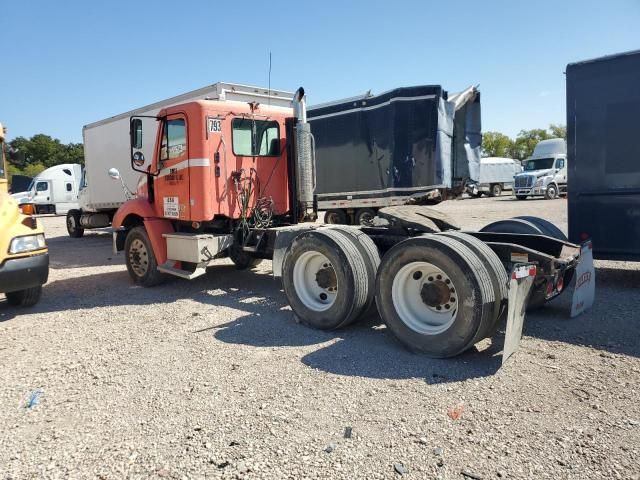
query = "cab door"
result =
(33, 180, 51, 204)
(555, 157, 567, 184)
(155, 114, 190, 220)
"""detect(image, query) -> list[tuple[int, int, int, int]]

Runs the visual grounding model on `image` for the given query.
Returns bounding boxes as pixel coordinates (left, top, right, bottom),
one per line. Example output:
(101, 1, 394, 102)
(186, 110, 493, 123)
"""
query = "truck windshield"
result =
(523, 158, 554, 171)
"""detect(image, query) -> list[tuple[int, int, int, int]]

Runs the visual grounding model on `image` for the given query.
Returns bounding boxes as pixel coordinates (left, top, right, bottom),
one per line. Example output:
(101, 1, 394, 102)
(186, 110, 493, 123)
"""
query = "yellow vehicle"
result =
(0, 122, 49, 306)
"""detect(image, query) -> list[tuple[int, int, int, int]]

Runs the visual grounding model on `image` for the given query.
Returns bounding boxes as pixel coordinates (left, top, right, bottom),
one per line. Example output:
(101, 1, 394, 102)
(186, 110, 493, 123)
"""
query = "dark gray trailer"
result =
(307, 85, 481, 225)
(567, 50, 640, 260)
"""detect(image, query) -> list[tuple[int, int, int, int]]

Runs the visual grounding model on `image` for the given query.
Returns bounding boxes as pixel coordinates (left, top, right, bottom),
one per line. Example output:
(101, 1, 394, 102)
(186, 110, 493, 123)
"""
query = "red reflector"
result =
(546, 280, 554, 296)
(557, 275, 564, 292)
(528, 266, 537, 277)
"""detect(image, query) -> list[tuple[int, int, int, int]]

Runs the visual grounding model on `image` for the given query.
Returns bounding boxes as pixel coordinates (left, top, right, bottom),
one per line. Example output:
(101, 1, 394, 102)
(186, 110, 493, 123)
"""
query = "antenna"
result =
(268, 51, 272, 106)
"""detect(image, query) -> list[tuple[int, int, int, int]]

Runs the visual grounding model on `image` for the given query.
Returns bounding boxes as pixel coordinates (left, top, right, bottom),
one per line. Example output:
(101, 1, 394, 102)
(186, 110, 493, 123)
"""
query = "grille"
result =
(515, 176, 533, 188)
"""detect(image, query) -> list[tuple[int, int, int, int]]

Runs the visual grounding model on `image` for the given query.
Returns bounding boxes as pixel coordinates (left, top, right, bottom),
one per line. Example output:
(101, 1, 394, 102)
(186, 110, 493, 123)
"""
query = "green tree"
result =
(23, 163, 47, 177)
(548, 124, 567, 139)
(6, 134, 84, 171)
(481, 131, 514, 157)
(510, 128, 552, 160)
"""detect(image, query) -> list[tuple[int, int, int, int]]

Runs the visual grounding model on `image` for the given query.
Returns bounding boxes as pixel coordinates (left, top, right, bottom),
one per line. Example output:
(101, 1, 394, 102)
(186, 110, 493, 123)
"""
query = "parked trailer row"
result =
(103, 87, 586, 359)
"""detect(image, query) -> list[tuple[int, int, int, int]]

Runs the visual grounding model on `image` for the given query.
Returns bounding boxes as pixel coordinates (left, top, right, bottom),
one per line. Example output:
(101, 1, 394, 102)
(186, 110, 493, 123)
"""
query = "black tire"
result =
(66, 210, 84, 238)
(513, 216, 568, 241)
(375, 235, 495, 358)
(229, 244, 263, 270)
(328, 226, 381, 318)
(324, 209, 347, 225)
(438, 232, 508, 335)
(489, 184, 503, 197)
(545, 184, 558, 200)
(282, 229, 369, 330)
(124, 226, 166, 287)
(479, 218, 544, 235)
(355, 208, 376, 226)
(515, 195, 528, 200)
(6, 286, 42, 307)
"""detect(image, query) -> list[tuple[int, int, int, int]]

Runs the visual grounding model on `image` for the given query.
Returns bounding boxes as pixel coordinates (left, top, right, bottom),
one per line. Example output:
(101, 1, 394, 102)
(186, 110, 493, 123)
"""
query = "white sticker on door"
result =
(163, 196, 180, 218)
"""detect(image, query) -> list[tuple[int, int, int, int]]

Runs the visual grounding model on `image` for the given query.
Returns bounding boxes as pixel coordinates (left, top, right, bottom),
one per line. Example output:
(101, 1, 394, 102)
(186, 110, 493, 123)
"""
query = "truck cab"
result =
(513, 138, 567, 200)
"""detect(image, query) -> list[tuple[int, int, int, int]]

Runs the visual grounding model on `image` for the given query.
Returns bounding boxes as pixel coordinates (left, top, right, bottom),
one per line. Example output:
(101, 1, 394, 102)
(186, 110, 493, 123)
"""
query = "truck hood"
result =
(10, 191, 32, 204)
(515, 168, 554, 178)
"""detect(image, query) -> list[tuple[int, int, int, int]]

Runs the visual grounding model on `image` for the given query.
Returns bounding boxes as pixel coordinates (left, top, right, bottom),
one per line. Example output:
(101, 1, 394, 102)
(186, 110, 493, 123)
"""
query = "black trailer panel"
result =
(567, 50, 640, 260)
(307, 86, 481, 204)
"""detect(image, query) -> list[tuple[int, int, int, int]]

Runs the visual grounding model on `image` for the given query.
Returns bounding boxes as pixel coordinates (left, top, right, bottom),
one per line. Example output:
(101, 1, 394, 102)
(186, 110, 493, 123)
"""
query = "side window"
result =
(232, 118, 280, 156)
(160, 119, 187, 161)
(66, 183, 73, 192)
(36, 181, 48, 192)
(556, 158, 565, 169)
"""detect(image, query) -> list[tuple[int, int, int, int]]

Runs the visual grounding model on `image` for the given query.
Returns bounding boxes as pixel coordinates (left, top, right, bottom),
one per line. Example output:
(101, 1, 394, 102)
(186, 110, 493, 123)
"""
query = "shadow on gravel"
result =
(524, 265, 640, 358)
(47, 232, 121, 270)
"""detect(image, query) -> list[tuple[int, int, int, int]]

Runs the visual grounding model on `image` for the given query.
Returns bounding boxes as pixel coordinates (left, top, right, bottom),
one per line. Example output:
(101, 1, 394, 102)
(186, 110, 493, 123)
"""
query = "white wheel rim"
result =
(292, 251, 337, 311)
(391, 261, 458, 335)
(128, 238, 149, 277)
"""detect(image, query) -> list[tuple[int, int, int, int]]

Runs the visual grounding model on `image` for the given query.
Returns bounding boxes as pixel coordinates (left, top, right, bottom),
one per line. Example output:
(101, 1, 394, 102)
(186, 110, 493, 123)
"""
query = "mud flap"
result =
(502, 263, 537, 365)
(570, 240, 595, 317)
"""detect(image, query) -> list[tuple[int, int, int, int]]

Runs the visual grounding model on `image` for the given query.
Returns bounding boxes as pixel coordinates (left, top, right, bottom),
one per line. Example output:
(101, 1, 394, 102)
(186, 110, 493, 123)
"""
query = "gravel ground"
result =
(1, 195, 639, 480)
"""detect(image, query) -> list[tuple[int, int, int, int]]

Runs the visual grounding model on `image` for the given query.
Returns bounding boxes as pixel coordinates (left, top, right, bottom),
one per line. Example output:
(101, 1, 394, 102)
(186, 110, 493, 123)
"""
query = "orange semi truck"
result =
(109, 87, 585, 358)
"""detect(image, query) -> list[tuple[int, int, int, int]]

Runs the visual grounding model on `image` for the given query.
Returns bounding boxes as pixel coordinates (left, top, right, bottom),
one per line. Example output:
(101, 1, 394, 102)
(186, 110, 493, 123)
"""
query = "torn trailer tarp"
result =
(307, 85, 481, 203)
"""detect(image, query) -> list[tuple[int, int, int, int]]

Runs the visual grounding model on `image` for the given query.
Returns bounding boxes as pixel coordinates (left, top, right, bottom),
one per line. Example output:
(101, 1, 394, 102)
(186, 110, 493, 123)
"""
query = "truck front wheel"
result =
(6, 286, 42, 307)
(66, 209, 84, 238)
(124, 226, 165, 287)
(544, 184, 558, 200)
(489, 183, 503, 197)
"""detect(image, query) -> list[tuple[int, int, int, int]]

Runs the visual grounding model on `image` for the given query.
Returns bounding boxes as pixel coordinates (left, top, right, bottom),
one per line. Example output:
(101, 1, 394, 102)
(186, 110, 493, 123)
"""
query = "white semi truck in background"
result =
(513, 138, 567, 200)
(66, 82, 294, 237)
(11, 163, 81, 214)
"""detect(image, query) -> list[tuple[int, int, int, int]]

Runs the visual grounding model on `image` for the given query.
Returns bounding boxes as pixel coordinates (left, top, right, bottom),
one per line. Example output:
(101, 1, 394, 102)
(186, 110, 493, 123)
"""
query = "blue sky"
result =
(1, 0, 638, 143)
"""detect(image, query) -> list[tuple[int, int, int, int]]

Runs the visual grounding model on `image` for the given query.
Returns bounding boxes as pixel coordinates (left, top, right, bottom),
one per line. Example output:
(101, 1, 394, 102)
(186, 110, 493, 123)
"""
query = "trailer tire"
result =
(324, 209, 347, 225)
(545, 184, 558, 200)
(6, 286, 42, 307)
(229, 244, 263, 270)
(124, 226, 166, 287)
(489, 183, 503, 197)
(282, 230, 368, 330)
(355, 208, 376, 226)
(66, 209, 84, 238)
(438, 232, 508, 335)
(375, 235, 494, 357)
(328, 226, 381, 318)
(513, 216, 568, 241)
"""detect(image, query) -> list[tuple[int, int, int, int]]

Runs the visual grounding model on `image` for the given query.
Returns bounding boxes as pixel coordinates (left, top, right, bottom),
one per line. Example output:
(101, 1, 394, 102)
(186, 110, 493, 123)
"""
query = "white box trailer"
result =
(467, 157, 522, 197)
(67, 82, 294, 237)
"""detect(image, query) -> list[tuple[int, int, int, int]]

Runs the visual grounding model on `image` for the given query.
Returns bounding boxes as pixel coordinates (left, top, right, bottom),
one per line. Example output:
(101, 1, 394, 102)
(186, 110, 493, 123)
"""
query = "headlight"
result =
(535, 178, 543, 187)
(9, 234, 46, 254)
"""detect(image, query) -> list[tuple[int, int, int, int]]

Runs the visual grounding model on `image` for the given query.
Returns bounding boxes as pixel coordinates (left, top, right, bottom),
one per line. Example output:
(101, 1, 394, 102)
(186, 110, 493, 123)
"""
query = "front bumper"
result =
(0, 253, 49, 293)
(515, 186, 546, 196)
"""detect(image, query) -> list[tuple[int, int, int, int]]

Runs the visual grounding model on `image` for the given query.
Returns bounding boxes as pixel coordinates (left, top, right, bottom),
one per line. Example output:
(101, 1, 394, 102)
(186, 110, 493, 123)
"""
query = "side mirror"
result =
(132, 151, 145, 167)
(108, 168, 121, 180)
(131, 118, 143, 150)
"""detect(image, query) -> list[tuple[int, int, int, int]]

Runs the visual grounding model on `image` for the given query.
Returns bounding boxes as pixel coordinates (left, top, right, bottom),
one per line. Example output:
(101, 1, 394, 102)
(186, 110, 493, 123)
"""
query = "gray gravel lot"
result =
(1, 195, 639, 479)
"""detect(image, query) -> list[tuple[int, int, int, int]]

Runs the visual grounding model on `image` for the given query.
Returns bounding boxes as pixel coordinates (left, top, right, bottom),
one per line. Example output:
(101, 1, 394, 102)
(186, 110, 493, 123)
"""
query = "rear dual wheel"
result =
(282, 228, 379, 330)
(375, 234, 498, 358)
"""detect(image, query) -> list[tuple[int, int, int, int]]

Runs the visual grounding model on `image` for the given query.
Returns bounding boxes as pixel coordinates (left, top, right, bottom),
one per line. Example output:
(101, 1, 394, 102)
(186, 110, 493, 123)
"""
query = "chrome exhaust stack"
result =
(292, 87, 315, 220)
